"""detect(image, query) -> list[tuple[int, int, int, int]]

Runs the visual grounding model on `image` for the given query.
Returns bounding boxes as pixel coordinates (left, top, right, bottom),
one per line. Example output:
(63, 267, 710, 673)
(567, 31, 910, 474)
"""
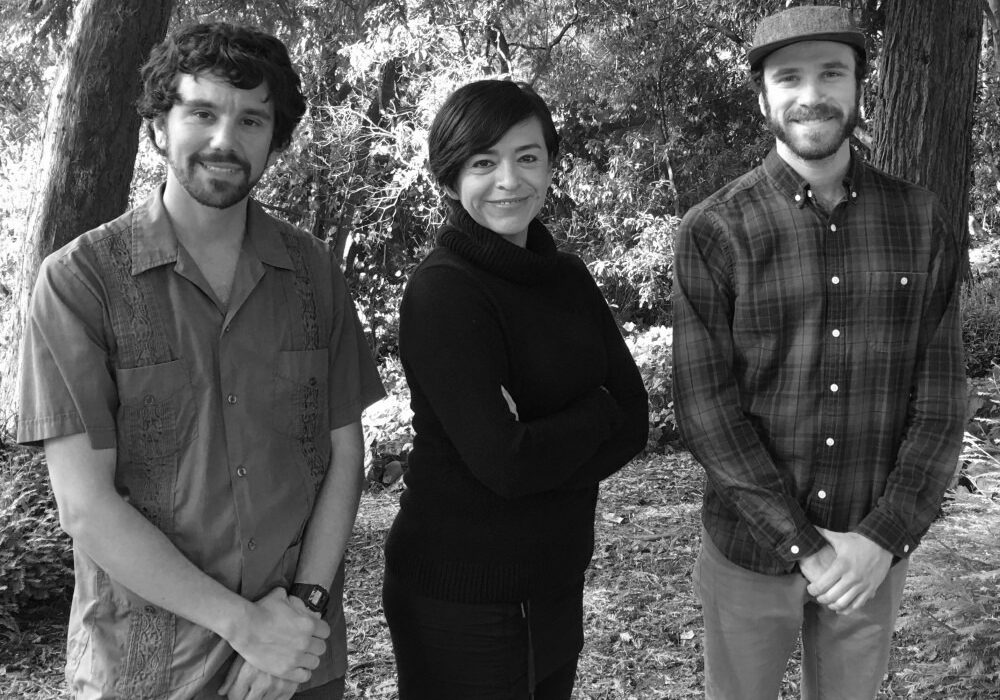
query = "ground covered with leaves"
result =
(5, 444, 998, 699)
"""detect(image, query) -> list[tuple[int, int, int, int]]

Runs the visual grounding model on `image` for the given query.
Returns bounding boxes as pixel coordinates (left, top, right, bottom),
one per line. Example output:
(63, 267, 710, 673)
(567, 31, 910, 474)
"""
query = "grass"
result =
(3, 444, 999, 699)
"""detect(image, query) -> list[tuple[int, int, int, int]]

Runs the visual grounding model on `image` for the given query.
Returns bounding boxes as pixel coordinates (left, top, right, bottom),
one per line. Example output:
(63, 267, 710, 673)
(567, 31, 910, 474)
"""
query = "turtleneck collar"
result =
(436, 202, 569, 285)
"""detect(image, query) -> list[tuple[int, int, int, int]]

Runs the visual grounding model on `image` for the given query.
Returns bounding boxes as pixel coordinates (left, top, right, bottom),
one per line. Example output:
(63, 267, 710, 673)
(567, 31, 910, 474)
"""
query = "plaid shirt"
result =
(672, 148, 965, 575)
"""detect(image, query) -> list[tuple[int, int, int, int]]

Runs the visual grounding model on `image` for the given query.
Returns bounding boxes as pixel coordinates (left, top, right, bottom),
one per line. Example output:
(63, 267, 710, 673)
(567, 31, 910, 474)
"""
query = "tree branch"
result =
(528, 13, 583, 84)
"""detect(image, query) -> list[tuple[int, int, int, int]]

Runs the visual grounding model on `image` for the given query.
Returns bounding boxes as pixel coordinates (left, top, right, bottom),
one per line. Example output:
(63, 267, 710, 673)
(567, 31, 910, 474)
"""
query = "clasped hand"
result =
(799, 528, 892, 616)
(220, 588, 330, 700)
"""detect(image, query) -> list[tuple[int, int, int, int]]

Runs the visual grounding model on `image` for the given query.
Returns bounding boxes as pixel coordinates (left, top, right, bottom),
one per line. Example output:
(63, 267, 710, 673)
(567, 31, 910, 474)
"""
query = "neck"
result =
(162, 177, 249, 251)
(775, 139, 851, 205)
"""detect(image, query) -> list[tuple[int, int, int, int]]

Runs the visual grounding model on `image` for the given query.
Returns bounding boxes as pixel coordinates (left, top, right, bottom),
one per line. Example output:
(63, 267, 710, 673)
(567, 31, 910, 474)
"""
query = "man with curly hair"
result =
(18, 22, 384, 700)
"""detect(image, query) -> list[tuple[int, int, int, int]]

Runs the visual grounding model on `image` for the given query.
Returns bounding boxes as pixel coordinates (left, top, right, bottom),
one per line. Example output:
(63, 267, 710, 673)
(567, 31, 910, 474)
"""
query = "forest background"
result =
(1, 0, 999, 697)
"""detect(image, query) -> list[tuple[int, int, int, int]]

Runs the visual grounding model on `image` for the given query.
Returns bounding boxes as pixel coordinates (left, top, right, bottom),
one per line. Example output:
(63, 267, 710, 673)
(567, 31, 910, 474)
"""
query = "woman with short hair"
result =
(382, 79, 649, 699)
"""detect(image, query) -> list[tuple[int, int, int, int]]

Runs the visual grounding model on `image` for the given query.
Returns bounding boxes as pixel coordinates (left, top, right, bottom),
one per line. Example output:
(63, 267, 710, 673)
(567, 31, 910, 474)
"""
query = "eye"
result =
(468, 158, 494, 169)
(242, 117, 263, 127)
(192, 110, 213, 119)
(519, 153, 539, 164)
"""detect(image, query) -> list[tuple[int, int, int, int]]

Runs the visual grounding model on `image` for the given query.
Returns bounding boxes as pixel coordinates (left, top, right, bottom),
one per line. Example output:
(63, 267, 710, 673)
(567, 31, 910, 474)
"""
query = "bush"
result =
(624, 324, 676, 451)
(962, 275, 1000, 377)
(0, 443, 72, 631)
(362, 358, 414, 488)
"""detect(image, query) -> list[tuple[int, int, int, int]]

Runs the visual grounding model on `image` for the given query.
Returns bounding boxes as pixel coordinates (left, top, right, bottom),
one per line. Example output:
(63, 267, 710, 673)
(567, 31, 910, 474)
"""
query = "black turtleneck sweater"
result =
(385, 208, 649, 605)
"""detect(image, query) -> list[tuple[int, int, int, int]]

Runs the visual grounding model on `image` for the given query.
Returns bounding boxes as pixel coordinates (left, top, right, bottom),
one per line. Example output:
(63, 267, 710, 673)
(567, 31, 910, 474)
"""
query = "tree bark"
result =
(870, 0, 981, 264)
(3, 0, 173, 419)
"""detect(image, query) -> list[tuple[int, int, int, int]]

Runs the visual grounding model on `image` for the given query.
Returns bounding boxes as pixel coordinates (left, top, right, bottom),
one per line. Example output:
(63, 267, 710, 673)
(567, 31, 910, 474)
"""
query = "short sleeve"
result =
(326, 251, 385, 428)
(17, 252, 118, 448)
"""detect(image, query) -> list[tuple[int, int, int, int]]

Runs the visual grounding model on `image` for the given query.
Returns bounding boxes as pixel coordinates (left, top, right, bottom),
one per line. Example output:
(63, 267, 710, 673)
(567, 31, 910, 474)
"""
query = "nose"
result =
(797, 78, 824, 106)
(495, 159, 518, 189)
(209, 118, 238, 150)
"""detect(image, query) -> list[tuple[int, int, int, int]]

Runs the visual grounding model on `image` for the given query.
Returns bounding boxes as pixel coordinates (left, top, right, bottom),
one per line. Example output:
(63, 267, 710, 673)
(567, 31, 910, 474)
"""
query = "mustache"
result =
(786, 104, 844, 121)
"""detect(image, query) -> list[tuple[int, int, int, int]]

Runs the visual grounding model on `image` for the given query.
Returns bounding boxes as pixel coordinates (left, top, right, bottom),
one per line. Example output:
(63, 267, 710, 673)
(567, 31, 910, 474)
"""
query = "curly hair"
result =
(428, 80, 559, 192)
(137, 22, 306, 153)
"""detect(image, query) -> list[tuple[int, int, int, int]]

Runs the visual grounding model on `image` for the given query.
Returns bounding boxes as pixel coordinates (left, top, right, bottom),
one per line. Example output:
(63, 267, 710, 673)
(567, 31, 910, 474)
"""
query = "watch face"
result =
(308, 590, 323, 606)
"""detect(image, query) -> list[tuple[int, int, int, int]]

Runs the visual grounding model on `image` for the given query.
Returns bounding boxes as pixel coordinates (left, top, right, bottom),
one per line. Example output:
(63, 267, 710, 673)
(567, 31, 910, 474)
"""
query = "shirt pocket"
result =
(114, 360, 198, 534)
(272, 348, 331, 492)
(864, 272, 927, 352)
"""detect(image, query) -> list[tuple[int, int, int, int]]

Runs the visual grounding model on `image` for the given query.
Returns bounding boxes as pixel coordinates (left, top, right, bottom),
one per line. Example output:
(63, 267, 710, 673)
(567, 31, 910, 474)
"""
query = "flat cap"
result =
(748, 5, 866, 70)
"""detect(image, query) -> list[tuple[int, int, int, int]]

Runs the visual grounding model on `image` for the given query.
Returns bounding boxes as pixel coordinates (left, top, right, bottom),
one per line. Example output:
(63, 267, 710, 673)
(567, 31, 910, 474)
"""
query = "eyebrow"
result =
(179, 98, 273, 121)
(474, 143, 544, 156)
(771, 60, 852, 77)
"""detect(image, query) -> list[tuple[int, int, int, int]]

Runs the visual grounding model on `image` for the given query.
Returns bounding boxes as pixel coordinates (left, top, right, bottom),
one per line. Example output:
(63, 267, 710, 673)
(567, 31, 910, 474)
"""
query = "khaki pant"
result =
(694, 531, 908, 700)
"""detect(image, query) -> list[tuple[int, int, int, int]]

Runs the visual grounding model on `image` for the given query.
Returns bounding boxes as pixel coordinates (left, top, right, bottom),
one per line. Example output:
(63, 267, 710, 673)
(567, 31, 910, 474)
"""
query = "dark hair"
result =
(137, 22, 306, 153)
(427, 80, 559, 191)
(750, 45, 867, 94)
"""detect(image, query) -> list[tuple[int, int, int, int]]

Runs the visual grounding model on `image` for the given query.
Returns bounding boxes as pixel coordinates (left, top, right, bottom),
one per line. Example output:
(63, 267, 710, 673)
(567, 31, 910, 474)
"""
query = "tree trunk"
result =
(2, 0, 173, 420)
(870, 0, 981, 264)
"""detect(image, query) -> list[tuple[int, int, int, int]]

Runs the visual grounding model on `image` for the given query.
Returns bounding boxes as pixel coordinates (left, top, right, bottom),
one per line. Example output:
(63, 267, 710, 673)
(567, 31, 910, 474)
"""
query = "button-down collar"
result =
(762, 147, 862, 209)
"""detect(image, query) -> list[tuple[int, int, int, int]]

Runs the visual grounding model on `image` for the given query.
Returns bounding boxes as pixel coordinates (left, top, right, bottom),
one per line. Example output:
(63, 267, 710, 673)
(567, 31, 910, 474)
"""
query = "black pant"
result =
(383, 573, 580, 699)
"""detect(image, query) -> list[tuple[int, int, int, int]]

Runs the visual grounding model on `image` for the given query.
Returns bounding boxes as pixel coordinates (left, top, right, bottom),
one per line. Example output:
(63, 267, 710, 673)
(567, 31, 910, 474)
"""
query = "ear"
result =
(151, 118, 167, 151)
(442, 184, 460, 200)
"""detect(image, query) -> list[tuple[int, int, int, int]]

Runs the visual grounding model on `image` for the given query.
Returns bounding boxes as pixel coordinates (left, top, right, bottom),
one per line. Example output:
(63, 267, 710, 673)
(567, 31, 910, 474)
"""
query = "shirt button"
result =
(227, 394, 238, 405)
(903, 544, 910, 553)
(851, 191, 858, 198)
(248, 538, 257, 551)
(806, 189, 813, 198)
(817, 490, 827, 499)
(224, 325, 231, 333)
(826, 437, 835, 446)
(830, 224, 837, 232)
(236, 465, 247, 478)
(830, 383, 839, 392)
(831, 329, 841, 338)
(794, 193, 802, 202)
(900, 276, 909, 286)
(144, 395, 156, 406)
(790, 545, 800, 555)
(831, 276, 840, 285)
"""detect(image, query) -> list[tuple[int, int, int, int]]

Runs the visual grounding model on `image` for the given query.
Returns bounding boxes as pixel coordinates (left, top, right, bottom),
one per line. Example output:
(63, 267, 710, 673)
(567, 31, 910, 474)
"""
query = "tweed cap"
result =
(748, 5, 866, 70)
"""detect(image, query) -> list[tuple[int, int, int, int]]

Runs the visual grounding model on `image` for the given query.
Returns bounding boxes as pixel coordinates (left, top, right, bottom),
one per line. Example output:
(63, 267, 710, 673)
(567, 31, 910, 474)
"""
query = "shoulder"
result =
(679, 165, 766, 239)
(858, 160, 937, 203)
(39, 208, 138, 290)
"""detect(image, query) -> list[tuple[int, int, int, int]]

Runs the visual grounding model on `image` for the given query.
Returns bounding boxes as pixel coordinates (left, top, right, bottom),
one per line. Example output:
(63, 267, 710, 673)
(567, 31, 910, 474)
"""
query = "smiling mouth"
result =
(487, 197, 529, 206)
(199, 162, 245, 174)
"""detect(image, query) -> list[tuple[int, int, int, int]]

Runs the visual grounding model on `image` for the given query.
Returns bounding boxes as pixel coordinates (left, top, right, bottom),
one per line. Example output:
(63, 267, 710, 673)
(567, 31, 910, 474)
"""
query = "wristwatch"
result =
(289, 582, 330, 615)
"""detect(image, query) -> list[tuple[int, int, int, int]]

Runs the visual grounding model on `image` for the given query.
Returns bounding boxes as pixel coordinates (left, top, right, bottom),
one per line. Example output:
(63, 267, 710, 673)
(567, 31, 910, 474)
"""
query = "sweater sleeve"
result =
(556, 264, 649, 489)
(399, 263, 627, 499)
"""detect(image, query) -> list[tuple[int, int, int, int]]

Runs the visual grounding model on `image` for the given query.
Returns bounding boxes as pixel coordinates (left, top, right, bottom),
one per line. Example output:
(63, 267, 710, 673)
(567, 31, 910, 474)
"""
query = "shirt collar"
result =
(129, 185, 295, 275)
(763, 147, 862, 209)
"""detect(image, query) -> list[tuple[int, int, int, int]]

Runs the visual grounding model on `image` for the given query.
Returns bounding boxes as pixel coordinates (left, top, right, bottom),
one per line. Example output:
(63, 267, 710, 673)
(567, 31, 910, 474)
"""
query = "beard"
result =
(763, 92, 860, 161)
(166, 148, 258, 209)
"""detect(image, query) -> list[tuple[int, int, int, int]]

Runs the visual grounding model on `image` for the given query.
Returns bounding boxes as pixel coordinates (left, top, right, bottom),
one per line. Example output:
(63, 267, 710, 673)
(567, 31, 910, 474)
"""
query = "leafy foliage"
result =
(0, 444, 72, 632)
(624, 324, 676, 450)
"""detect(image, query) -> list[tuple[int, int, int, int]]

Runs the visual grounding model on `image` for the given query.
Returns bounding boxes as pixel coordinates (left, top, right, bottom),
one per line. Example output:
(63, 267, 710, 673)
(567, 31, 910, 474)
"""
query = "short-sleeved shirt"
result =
(18, 186, 385, 699)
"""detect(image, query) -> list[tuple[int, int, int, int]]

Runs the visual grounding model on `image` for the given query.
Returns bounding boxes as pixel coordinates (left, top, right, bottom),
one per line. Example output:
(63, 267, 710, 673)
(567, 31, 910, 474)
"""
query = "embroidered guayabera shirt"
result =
(672, 149, 966, 576)
(18, 187, 385, 699)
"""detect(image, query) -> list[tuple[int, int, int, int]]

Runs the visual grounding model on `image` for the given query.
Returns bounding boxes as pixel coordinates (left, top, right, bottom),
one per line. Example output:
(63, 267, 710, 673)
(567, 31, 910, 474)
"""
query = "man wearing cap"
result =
(672, 5, 965, 699)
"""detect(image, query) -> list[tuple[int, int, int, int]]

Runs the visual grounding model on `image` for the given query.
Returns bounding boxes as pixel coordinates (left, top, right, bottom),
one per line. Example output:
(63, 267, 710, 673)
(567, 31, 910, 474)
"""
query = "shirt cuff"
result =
(776, 522, 828, 563)
(854, 508, 916, 559)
